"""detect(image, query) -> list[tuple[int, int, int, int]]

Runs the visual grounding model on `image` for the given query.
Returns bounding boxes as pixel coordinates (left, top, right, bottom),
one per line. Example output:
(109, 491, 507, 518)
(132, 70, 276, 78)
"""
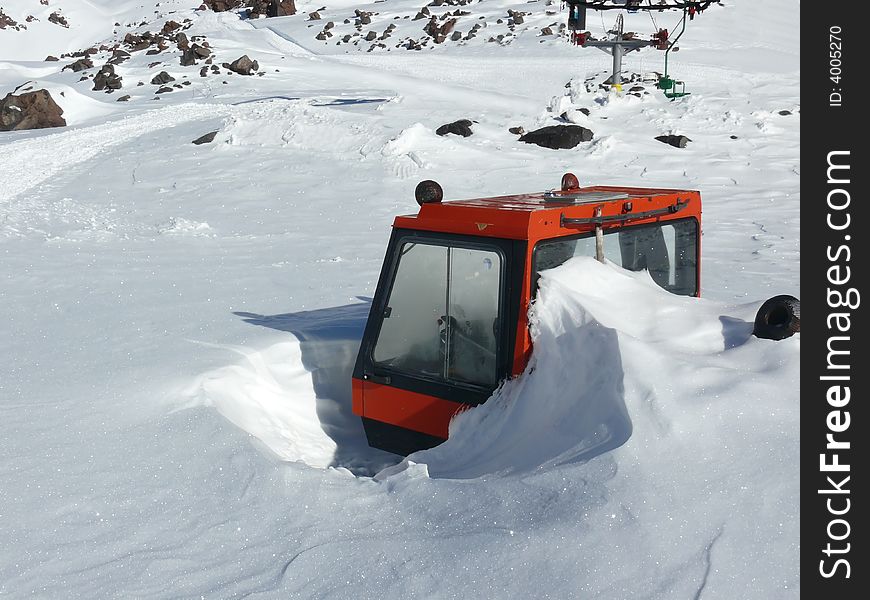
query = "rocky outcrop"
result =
(93, 64, 123, 91)
(267, 1, 297, 17)
(63, 58, 94, 72)
(48, 12, 69, 28)
(201, 0, 295, 16)
(201, 0, 245, 11)
(1, 89, 66, 131)
(0, 9, 23, 30)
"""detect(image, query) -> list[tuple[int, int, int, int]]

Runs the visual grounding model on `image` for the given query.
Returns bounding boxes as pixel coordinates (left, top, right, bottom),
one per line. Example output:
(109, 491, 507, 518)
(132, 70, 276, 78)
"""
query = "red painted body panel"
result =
(354, 378, 466, 439)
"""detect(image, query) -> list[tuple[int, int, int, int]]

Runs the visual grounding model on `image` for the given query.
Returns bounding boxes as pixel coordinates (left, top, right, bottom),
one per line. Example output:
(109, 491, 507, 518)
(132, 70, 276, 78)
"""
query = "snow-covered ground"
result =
(1, 1, 799, 597)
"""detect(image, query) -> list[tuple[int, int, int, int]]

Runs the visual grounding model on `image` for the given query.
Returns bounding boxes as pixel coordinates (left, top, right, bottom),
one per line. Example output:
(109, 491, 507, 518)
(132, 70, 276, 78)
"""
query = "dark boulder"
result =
(48, 12, 69, 28)
(655, 134, 691, 148)
(108, 50, 131, 65)
(268, 0, 297, 17)
(63, 58, 93, 72)
(192, 130, 219, 145)
(151, 71, 175, 85)
(227, 55, 259, 75)
(191, 43, 211, 58)
(180, 49, 198, 66)
(202, 0, 245, 11)
(436, 119, 474, 137)
(93, 65, 123, 91)
(1, 89, 66, 131)
(161, 20, 182, 35)
(519, 125, 594, 149)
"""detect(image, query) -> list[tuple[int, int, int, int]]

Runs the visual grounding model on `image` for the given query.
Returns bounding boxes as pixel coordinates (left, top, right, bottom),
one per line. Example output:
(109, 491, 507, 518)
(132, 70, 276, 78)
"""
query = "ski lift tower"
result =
(565, 1, 721, 92)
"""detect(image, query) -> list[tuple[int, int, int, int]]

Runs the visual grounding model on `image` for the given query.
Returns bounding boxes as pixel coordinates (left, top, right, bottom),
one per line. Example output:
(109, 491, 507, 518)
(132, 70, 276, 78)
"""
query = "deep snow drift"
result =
(1, 0, 799, 597)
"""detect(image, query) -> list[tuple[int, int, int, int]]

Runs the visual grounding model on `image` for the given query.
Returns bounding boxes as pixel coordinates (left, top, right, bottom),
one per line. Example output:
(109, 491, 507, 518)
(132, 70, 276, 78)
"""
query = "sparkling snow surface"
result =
(1, 1, 798, 597)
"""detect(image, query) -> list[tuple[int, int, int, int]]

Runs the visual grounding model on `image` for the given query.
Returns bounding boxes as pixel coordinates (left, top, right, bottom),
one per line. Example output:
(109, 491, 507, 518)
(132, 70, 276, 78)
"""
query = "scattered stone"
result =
(519, 125, 594, 149)
(176, 32, 190, 50)
(436, 119, 474, 137)
(778, 109, 792, 116)
(365, 31, 377, 41)
(151, 71, 175, 85)
(309, 12, 321, 20)
(509, 126, 525, 135)
(540, 26, 553, 36)
(655, 134, 691, 148)
(451, 31, 462, 41)
(629, 85, 645, 93)
(116, 95, 131, 102)
(730, 135, 738, 139)
(200, 66, 209, 77)
(1, 89, 66, 131)
(45, 56, 60, 62)
(156, 86, 173, 94)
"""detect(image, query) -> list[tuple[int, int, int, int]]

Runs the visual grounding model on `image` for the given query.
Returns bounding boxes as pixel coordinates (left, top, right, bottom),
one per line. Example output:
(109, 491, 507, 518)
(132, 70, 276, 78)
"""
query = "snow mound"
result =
(396, 257, 799, 480)
(221, 100, 379, 155)
(184, 340, 337, 468)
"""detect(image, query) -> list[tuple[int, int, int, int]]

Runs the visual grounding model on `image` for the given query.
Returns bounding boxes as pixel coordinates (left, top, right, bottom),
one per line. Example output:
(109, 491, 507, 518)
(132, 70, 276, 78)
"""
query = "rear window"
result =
(534, 218, 699, 296)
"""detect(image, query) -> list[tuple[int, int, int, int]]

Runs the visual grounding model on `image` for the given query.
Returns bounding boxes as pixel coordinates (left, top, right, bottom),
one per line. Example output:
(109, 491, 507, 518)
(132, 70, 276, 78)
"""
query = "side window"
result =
(373, 242, 501, 387)
(534, 220, 698, 296)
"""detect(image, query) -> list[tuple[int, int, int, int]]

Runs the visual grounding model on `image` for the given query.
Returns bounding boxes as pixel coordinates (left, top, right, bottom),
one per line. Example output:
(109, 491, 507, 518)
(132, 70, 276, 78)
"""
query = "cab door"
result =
(352, 230, 524, 454)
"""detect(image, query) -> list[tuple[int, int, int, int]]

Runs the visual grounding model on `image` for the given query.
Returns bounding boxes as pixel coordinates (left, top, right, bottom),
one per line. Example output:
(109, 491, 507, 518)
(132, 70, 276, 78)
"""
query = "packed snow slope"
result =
(1, 0, 799, 598)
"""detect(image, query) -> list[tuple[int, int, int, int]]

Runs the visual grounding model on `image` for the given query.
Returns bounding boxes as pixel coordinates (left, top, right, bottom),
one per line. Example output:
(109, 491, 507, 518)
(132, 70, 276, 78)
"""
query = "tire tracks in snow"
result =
(0, 103, 232, 204)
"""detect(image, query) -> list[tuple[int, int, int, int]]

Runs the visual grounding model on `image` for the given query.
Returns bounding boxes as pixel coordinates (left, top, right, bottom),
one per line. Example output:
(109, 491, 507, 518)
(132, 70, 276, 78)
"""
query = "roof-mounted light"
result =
(415, 180, 444, 206)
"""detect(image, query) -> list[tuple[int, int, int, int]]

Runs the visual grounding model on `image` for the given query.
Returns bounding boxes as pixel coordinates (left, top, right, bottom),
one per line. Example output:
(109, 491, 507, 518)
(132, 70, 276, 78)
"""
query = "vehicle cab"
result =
(352, 175, 702, 455)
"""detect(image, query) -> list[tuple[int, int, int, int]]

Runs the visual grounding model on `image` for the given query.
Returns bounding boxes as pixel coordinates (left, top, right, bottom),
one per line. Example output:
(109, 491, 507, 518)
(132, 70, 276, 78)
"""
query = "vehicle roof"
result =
(393, 185, 702, 241)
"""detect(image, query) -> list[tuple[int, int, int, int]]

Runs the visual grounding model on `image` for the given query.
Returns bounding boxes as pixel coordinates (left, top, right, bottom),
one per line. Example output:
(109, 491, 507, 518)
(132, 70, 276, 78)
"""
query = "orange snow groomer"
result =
(352, 174, 702, 455)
